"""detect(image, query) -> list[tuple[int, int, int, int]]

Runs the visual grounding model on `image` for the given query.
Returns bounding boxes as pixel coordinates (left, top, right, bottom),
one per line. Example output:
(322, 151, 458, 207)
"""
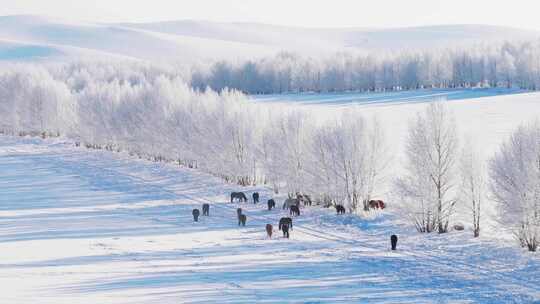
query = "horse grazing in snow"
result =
(252, 192, 260, 204)
(279, 217, 293, 232)
(231, 192, 248, 203)
(368, 200, 385, 210)
(192, 209, 200, 222)
(391, 234, 398, 250)
(238, 214, 247, 226)
(335, 205, 346, 215)
(266, 224, 273, 238)
(267, 199, 276, 210)
(202, 203, 210, 216)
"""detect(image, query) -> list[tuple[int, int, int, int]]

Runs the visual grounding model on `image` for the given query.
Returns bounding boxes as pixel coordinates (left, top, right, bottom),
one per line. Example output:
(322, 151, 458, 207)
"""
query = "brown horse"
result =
(266, 224, 273, 238)
(369, 200, 386, 210)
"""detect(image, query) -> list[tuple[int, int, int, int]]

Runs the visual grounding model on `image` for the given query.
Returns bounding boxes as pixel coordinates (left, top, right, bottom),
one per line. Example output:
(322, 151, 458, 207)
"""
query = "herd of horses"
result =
(192, 191, 388, 240)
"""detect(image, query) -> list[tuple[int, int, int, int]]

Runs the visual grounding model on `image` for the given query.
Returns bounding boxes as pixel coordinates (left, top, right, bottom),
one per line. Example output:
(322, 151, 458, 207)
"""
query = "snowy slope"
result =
(0, 15, 279, 63)
(0, 15, 539, 62)
(119, 21, 540, 50)
(0, 134, 539, 302)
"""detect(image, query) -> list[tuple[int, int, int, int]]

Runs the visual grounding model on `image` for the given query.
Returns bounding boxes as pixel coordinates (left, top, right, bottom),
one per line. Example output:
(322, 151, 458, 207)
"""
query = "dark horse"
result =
(391, 234, 398, 250)
(279, 217, 292, 239)
(279, 217, 292, 238)
(335, 205, 346, 214)
(252, 192, 260, 204)
(281, 223, 290, 238)
(231, 192, 248, 203)
(267, 199, 276, 210)
(192, 209, 200, 222)
(236, 208, 242, 219)
(238, 214, 247, 226)
(290, 205, 300, 216)
(266, 224, 273, 238)
(202, 203, 210, 216)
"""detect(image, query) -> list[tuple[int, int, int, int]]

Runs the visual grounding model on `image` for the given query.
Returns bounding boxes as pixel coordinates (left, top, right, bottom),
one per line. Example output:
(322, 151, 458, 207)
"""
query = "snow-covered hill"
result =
(0, 15, 279, 63)
(0, 15, 538, 62)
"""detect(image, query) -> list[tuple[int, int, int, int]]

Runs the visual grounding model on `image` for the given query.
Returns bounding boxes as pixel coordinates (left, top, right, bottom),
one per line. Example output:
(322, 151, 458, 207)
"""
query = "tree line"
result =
(191, 40, 540, 94)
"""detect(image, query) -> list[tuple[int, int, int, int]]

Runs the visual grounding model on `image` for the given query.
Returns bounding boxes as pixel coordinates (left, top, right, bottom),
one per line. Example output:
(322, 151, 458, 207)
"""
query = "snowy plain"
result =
(1, 89, 540, 303)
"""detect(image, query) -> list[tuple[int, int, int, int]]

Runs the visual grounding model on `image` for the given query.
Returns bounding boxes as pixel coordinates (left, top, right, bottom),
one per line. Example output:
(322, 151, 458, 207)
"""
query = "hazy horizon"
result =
(2, 0, 540, 31)
(4, 14, 540, 33)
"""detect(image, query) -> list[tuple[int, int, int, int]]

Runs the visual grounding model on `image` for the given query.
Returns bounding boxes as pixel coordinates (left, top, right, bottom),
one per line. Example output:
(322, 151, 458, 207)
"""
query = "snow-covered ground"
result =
(1, 134, 538, 303)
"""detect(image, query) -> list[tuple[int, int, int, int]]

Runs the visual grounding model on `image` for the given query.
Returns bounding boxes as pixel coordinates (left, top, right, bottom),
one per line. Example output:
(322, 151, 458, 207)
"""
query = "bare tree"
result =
(395, 102, 459, 233)
(459, 139, 484, 237)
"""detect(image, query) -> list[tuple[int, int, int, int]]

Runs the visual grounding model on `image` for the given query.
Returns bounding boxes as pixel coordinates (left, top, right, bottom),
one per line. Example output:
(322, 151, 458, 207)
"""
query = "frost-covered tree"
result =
(395, 102, 459, 233)
(459, 140, 484, 237)
(489, 122, 540, 251)
(0, 61, 390, 205)
(309, 113, 388, 212)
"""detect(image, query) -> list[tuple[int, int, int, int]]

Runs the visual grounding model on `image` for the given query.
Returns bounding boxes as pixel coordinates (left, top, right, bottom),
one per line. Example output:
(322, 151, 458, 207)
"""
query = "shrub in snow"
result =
(489, 122, 540, 252)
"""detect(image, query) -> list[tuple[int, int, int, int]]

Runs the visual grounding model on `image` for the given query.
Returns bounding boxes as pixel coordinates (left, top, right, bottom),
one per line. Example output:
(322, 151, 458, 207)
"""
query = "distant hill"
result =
(0, 15, 539, 62)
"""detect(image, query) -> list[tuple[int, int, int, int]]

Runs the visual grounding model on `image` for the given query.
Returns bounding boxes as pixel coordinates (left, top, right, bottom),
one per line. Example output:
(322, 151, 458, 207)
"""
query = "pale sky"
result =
(1, 0, 540, 30)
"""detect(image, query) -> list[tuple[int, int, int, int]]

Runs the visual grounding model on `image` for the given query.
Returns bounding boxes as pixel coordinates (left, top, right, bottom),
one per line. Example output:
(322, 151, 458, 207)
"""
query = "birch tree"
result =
(395, 102, 459, 233)
(490, 122, 540, 251)
(459, 140, 484, 237)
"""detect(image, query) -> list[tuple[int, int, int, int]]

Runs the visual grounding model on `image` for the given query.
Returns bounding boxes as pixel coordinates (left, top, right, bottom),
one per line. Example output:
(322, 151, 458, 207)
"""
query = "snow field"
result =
(0, 136, 538, 303)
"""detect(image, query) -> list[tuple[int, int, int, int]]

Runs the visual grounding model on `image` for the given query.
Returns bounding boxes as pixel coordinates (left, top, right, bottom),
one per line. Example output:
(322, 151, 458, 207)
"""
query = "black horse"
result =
(290, 205, 300, 216)
(279, 217, 293, 232)
(238, 214, 247, 226)
(335, 205, 346, 214)
(282, 223, 290, 238)
(192, 209, 200, 222)
(202, 203, 210, 216)
(252, 192, 260, 204)
(267, 199, 276, 210)
(231, 192, 248, 203)
(391, 235, 398, 250)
